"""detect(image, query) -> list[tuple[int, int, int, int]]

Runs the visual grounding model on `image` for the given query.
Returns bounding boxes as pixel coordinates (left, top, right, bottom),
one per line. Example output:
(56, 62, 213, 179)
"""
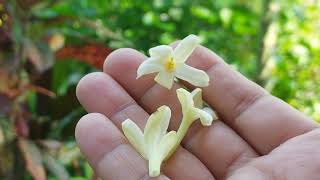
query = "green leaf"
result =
(52, 60, 93, 96)
(83, 162, 93, 178)
(44, 153, 70, 180)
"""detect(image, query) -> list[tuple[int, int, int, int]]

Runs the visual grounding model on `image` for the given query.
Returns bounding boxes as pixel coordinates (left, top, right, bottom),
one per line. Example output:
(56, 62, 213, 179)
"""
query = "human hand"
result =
(75, 45, 320, 180)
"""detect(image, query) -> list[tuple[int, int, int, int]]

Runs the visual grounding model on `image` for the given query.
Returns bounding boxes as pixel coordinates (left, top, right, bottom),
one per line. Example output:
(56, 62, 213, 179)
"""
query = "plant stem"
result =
(255, 0, 272, 85)
(176, 116, 193, 143)
(166, 115, 194, 159)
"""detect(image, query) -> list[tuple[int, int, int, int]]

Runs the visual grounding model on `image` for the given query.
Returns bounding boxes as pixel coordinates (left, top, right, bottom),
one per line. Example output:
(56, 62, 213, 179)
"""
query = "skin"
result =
(75, 45, 320, 180)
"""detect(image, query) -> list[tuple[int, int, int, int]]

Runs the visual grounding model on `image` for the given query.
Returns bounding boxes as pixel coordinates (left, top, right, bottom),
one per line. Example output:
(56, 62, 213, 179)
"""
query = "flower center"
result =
(165, 58, 175, 72)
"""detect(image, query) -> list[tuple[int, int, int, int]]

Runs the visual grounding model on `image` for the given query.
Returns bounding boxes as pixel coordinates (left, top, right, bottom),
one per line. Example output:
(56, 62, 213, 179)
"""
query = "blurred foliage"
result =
(262, 0, 320, 120)
(0, 0, 319, 179)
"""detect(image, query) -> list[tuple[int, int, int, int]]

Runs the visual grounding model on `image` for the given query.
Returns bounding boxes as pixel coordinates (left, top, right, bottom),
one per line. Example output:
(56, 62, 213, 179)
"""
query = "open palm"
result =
(75, 46, 320, 180)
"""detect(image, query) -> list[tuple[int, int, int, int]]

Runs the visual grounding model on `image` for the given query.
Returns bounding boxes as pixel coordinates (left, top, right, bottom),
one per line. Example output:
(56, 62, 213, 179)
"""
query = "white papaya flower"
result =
(122, 106, 178, 177)
(166, 88, 218, 159)
(177, 88, 217, 127)
(122, 89, 218, 176)
(137, 34, 209, 89)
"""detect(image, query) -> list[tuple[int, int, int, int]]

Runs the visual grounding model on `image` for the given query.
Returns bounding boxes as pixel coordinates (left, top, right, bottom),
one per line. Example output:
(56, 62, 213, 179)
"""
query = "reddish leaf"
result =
(18, 138, 46, 180)
(14, 117, 29, 138)
(56, 44, 112, 69)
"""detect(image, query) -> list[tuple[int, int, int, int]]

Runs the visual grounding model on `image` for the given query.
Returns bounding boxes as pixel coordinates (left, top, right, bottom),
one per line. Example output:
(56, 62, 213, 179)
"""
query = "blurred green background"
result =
(0, 0, 319, 179)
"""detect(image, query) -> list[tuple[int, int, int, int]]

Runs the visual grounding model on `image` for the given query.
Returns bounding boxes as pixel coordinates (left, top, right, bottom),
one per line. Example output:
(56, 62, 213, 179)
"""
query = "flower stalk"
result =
(166, 88, 217, 159)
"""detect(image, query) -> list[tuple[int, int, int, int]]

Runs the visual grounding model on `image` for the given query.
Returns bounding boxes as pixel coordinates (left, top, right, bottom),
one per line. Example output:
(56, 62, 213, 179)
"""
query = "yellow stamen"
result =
(165, 58, 175, 72)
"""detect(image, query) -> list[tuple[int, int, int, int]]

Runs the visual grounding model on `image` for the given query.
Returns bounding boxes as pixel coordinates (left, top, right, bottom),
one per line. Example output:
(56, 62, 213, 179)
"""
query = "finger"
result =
(75, 113, 156, 179)
(103, 48, 259, 178)
(76, 72, 214, 180)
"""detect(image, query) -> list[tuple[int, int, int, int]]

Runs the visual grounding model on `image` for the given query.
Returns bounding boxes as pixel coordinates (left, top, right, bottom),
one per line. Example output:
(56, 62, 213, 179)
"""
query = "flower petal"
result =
(203, 107, 218, 121)
(176, 88, 194, 115)
(195, 108, 213, 126)
(144, 106, 171, 155)
(122, 119, 147, 158)
(158, 131, 178, 160)
(149, 154, 161, 177)
(137, 57, 163, 78)
(191, 88, 203, 109)
(173, 34, 200, 62)
(154, 71, 174, 89)
(175, 64, 209, 87)
(149, 45, 173, 59)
